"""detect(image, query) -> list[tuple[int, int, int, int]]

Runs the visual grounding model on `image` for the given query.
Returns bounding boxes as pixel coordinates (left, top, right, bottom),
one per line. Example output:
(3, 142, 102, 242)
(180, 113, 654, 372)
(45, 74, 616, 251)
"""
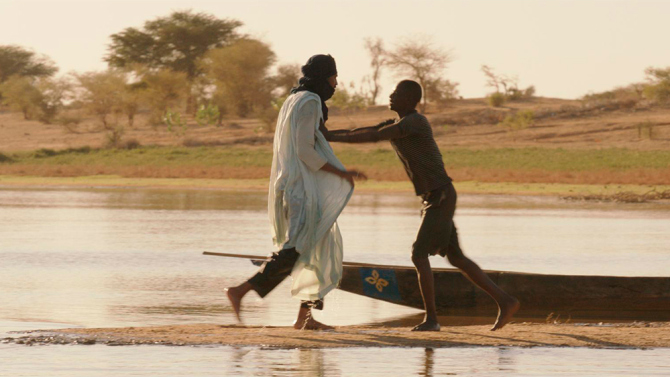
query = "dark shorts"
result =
(412, 182, 463, 259)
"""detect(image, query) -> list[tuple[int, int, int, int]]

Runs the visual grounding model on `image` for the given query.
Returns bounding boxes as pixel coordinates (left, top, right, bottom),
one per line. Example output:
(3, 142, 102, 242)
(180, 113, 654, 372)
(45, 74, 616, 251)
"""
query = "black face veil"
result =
(290, 54, 337, 121)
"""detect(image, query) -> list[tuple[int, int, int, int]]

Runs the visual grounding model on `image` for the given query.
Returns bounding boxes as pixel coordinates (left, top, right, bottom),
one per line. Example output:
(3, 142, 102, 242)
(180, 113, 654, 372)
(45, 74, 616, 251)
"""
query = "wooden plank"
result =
(204, 251, 493, 273)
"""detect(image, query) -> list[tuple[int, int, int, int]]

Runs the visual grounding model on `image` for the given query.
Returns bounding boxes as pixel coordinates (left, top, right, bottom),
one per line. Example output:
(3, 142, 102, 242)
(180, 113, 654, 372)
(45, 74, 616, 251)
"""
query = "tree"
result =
(0, 45, 58, 84)
(643, 66, 670, 103)
(34, 77, 70, 124)
(273, 63, 301, 97)
(0, 76, 42, 119)
(138, 68, 189, 125)
(119, 82, 144, 128)
(329, 82, 368, 112)
(481, 65, 535, 104)
(481, 65, 518, 96)
(385, 36, 453, 112)
(424, 77, 459, 106)
(105, 10, 242, 112)
(363, 37, 386, 105)
(201, 38, 276, 118)
(0, 75, 68, 122)
(74, 70, 127, 129)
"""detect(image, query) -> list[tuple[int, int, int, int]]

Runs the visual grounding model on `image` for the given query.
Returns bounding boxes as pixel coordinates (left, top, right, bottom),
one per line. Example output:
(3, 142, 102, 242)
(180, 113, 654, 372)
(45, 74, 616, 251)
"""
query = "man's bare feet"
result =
(411, 319, 441, 332)
(225, 287, 243, 322)
(294, 317, 334, 330)
(491, 296, 520, 331)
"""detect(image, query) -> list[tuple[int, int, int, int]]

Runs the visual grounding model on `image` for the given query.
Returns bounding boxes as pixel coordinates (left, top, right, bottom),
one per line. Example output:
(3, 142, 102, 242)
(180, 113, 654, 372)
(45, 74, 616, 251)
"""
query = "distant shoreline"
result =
(2, 175, 669, 203)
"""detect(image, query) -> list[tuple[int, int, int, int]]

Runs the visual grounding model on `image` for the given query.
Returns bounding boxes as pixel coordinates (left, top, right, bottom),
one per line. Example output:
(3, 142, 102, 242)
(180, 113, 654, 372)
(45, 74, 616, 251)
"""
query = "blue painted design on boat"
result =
(359, 268, 402, 303)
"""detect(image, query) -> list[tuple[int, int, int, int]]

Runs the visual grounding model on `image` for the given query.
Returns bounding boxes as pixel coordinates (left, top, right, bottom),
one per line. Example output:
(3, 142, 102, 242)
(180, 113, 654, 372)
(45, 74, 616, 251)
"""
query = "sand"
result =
(6, 322, 669, 349)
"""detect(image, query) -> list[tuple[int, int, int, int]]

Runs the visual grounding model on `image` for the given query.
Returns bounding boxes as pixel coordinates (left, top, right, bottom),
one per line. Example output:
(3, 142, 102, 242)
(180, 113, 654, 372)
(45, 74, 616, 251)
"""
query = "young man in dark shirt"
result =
(326, 80, 520, 331)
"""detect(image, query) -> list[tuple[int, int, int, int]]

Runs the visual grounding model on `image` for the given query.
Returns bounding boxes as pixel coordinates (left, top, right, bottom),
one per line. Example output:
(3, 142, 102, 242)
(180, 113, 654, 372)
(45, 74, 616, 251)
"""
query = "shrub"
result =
(163, 109, 187, 135)
(121, 138, 141, 150)
(329, 84, 368, 112)
(506, 88, 524, 101)
(56, 112, 83, 133)
(424, 78, 460, 106)
(105, 126, 125, 148)
(34, 77, 70, 124)
(643, 82, 670, 103)
(0, 76, 42, 119)
(195, 104, 220, 126)
(643, 67, 670, 103)
(0, 152, 13, 163)
(581, 85, 641, 110)
(498, 110, 534, 135)
(524, 86, 536, 98)
(487, 92, 506, 107)
(62, 146, 91, 154)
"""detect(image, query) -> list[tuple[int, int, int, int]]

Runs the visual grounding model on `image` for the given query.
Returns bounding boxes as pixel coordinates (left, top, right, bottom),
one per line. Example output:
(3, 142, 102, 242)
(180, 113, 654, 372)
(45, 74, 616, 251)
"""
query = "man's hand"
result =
(340, 169, 368, 187)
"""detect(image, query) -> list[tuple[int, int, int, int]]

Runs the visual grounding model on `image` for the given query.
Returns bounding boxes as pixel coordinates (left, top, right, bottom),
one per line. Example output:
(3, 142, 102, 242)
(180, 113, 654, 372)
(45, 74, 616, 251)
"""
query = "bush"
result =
(487, 92, 506, 107)
(524, 86, 536, 98)
(33, 148, 57, 158)
(643, 67, 670, 103)
(163, 109, 187, 135)
(0, 152, 13, 163)
(643, 82, 670, 103)
(104, 126, 125, 148)
(581, 85, 642, 110)
(121, 138, 141, 150)
(329, 84, 368, 112)
(195, 104, 220, 126)
(0, 76, 42, 119)
(56, 112, 83, 133)
(498, 110, 534, 135)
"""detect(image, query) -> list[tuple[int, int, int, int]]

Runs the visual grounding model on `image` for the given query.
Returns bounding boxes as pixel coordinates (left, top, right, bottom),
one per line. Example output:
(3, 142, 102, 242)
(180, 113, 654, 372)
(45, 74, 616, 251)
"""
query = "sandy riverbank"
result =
(6, 322, 670, 349)
(2, 175, 669, 202)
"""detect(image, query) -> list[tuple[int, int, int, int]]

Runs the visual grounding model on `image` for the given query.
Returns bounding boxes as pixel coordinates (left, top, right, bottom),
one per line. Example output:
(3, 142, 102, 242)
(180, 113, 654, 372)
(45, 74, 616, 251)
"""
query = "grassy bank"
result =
(2, 145, 670, 170)
(0, 145, 669, 187)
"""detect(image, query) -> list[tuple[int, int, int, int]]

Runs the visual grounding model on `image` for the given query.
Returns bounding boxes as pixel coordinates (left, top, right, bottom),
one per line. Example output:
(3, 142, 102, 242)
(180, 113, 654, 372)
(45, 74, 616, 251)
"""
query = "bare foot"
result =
(294, 317, 334, 331)
(411, 319, 441, 332)
(491, 297, 520, 331)
(225, 287, 242, 322)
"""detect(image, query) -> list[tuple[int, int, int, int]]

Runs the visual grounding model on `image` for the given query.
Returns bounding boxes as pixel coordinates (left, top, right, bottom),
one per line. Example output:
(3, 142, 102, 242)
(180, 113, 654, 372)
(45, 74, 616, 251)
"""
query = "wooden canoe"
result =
(204, 252, 670, 321)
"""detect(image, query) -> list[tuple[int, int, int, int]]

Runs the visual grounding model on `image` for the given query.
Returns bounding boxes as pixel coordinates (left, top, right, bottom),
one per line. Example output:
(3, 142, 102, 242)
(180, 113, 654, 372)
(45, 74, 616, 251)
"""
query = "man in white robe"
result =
(226, 55, 366, 330)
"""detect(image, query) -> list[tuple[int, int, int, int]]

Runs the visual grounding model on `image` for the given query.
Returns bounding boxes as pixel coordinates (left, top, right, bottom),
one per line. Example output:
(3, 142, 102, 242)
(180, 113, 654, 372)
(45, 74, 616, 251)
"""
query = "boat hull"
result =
(341, 265, 670, 321)
(204, 252, 670, 321)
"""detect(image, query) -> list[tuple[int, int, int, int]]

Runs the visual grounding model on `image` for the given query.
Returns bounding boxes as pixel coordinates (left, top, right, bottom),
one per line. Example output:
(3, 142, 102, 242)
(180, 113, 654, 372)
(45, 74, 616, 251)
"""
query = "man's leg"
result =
(443, 227, 520, 331)
(411, 253, 440, 331)
(294, 300, 333, 330)
(226, 247, 300, 321)
(410, 188, 448, 332)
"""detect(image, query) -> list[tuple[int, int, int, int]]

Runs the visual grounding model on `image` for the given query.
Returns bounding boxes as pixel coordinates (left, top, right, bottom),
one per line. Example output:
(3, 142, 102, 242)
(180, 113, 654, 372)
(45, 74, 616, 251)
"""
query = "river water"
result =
(1, 187, 669, 376)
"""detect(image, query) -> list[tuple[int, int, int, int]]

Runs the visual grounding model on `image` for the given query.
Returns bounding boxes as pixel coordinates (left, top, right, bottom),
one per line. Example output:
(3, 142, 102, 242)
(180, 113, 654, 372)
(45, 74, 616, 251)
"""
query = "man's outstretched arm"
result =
(323, 119, 395, 141)
(328, 119, 411, 143)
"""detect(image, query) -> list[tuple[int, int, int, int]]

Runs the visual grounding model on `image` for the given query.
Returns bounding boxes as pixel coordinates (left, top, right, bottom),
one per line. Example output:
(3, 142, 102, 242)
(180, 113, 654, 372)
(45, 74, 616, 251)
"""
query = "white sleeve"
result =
(295, 100, 328, 171)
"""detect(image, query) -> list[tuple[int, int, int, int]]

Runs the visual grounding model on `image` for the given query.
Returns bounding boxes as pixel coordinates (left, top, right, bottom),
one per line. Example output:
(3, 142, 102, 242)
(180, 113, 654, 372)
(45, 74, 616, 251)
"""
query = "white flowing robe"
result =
(268, 91, 353, 301)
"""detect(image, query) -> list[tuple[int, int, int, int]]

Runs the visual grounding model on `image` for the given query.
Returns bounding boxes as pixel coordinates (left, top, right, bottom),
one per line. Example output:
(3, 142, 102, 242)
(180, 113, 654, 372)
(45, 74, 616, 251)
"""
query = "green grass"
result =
(437, 148, 670, 171)
(3, 146, 669, 172)
(5, 146, 274, 168)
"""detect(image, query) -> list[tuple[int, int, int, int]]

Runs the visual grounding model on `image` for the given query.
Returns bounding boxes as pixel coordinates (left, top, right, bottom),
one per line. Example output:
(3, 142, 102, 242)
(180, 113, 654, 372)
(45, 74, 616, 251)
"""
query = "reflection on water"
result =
(1, 344, 669, 376)
(1, 188, 669, 375)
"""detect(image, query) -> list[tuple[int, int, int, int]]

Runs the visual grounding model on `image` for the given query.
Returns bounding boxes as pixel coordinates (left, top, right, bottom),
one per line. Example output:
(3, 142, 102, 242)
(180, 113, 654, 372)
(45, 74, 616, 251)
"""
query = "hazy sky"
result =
(2, 0, 670, 101)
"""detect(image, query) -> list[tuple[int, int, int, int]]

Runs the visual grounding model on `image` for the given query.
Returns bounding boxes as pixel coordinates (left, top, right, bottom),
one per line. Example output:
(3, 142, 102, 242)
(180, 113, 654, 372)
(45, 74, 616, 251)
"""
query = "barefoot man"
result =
(226, 55, 366, 330)
(326, 80, 519, 331)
